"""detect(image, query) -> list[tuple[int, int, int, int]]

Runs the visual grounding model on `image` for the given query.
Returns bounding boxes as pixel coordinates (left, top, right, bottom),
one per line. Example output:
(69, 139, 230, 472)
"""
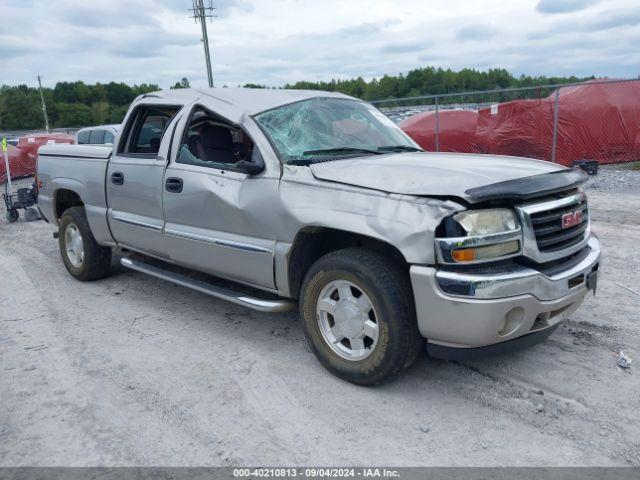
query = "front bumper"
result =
(410, 234, 601, 351)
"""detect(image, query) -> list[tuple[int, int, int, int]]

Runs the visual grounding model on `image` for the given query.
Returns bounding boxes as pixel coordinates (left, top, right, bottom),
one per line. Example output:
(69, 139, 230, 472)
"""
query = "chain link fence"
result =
(0, 127, 80, 140)
(374, 78, 640, 167)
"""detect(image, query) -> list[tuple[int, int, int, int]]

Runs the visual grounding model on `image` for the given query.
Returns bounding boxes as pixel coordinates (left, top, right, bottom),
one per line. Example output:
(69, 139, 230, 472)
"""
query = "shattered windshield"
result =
(254, 98, 420, 164)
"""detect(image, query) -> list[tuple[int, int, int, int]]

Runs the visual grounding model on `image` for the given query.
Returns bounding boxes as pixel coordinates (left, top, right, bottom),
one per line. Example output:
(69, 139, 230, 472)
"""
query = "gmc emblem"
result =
(562, 210, 583, 229)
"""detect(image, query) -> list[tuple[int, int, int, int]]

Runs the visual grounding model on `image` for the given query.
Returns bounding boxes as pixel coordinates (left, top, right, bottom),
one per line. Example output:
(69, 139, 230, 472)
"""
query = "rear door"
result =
(106, 104, 182, 257)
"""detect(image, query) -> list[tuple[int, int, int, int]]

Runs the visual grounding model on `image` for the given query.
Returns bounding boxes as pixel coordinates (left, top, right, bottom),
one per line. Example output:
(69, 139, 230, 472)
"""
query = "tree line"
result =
(0, 67, 593, 130)
(0, 81, 161, 131)
(284, 67, 594, 104)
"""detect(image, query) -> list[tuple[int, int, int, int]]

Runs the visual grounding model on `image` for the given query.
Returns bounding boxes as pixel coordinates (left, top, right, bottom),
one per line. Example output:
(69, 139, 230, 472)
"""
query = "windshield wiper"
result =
(302, 147, 383, 156)
(377, 145, 424, 153)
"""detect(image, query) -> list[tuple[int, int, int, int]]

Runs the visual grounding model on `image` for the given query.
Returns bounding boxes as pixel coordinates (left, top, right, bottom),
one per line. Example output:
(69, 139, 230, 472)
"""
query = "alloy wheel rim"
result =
(65, 223, 85, 268)
(316, 279, 379, 361)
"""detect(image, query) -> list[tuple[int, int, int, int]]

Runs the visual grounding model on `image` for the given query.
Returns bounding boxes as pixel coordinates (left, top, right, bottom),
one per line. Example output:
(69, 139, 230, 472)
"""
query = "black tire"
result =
(300, 248, 423, 386)
(6, 208, 19, 223)
(59, 206, 112, 281)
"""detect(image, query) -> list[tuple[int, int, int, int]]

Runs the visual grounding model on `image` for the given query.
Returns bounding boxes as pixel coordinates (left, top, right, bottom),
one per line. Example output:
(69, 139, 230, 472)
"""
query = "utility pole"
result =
(37, 75, 50, 132)
(189, 0, 215, 88)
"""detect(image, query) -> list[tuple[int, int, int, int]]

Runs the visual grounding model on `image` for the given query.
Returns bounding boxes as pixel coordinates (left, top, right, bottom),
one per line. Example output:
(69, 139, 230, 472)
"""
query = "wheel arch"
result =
(54, 187, 84, 223)
(285, 226, 410, 299)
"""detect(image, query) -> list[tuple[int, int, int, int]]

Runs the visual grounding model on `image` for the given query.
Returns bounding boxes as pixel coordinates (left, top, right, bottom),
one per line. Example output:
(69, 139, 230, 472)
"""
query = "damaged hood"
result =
(309, 152, 577, 203)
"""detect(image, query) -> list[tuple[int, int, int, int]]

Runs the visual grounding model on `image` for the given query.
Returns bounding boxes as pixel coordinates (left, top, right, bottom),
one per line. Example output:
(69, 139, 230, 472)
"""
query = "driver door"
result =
(161, 105, 277, 289)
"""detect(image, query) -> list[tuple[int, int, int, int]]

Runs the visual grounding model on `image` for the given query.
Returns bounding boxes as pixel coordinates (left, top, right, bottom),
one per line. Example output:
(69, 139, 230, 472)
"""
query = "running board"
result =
(120, 257, 295, 313)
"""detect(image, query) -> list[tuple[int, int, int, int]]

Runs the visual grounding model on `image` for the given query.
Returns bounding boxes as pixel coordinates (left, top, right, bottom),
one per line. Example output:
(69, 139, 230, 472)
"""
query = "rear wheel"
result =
(300, 248, 423, 385)
(59, 206, 112, 281)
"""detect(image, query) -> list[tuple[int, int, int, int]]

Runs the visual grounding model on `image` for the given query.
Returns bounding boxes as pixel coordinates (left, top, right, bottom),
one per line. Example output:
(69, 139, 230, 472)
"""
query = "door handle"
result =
(111, 171, 124, 185)
(165, 177, 183, 193)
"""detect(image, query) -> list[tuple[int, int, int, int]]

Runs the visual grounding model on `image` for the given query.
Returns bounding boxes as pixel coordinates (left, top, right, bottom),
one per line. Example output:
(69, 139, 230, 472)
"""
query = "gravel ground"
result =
(1, 172, 639, 467)
(586, 167, 640, 195)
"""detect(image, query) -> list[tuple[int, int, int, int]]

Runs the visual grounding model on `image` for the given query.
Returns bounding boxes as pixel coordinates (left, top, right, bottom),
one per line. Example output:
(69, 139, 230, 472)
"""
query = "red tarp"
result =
(400, 110, 478, 153)
(552, 81, 640, 165)
(1, 133, 75, 183)
(475, 98, 554, 161)
(400, 80, 640, 166)
(1, 144, 31, 184)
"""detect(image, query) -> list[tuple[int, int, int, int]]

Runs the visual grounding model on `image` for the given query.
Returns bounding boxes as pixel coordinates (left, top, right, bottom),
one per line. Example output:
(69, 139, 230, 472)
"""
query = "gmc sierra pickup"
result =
(37, 88, 600, 385)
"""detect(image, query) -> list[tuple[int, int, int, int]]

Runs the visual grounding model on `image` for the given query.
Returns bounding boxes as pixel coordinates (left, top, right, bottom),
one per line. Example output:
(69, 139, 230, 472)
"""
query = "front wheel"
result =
(300, 248, 423, 385)
(59, 206, 112, 281)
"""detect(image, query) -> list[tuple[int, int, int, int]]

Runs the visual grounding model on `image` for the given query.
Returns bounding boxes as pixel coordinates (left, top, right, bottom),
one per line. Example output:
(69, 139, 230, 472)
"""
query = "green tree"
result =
(55, 103, 93, 127)
(0, 85, 43, 129)
(285, 66, 593, 101)
(0, 92, 6, 129)
(132, 83, 160, 96)
(91, 101, 111, 125)
(105, 82, 135, 106)
(109, 104, 130, 124)
(170, 77, 191, 89)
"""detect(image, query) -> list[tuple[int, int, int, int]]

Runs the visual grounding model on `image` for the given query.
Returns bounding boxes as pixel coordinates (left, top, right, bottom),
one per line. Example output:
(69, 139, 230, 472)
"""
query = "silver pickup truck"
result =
(37, 88, 600, 385)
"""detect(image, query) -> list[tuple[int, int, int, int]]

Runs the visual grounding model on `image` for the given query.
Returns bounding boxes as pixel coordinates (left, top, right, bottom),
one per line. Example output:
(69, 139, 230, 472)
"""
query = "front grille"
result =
(530, 197, 588, 252)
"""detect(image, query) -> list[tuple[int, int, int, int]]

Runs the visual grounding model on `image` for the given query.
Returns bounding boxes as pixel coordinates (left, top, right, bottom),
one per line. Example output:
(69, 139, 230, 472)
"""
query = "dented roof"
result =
(135, 87, 356, 123)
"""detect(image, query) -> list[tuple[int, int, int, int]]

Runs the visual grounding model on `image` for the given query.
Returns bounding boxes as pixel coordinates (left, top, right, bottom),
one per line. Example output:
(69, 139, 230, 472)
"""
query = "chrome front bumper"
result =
(410, 234, 601, 349)
(435, 235, 600, 301)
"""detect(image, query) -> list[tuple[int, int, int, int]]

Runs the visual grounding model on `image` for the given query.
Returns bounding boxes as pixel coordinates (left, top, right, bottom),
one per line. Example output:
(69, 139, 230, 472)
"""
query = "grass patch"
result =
(605, 161, 640, 171)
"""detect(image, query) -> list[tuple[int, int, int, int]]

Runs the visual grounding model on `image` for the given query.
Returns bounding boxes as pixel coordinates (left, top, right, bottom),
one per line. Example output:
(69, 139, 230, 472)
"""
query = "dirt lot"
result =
(1, 173, 639, 467)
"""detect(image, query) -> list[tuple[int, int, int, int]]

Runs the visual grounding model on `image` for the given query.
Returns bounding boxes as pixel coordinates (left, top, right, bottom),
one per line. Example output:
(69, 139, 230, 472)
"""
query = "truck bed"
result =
(37, 144, 114, 245)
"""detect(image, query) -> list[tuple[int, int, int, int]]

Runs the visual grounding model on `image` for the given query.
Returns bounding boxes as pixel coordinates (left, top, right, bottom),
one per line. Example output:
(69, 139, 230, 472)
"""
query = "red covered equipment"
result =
(16, 132, 75, 159)
(400, 110, 478, 153)
(400, 80, 640, 166)
(1, 133, 75, 183)
(1, 144, 31, 183)
(552, 81, 640, 165)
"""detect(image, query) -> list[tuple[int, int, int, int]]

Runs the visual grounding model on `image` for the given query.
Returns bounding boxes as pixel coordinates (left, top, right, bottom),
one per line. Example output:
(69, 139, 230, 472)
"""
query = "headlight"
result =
(452, 209, 519, 236)
(436, 209, 522, 264)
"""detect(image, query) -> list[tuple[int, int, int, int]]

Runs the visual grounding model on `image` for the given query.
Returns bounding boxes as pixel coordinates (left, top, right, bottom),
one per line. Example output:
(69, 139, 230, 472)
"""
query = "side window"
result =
(104, 131, 115, 144)
(89, 129, 105, 144)
(177, 106, 257, 171)
(118, 105, 180, 156)
(77, 130, 90, 144)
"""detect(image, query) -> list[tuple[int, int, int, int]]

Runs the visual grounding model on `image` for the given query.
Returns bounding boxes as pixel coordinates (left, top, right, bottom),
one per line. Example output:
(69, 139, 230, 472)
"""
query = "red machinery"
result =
(400, 80, 640, 166)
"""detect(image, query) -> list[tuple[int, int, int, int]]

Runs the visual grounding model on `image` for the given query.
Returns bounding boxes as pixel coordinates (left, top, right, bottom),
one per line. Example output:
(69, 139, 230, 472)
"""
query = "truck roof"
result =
(136, 87, 357, 119)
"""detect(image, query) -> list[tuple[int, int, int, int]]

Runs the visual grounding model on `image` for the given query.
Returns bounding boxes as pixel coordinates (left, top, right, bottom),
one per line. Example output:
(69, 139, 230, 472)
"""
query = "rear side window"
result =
(77, 130, 90, 144)
(118, 105, 180, 157)
(89, 129, 105, 144)
(104, 131, 115, 144)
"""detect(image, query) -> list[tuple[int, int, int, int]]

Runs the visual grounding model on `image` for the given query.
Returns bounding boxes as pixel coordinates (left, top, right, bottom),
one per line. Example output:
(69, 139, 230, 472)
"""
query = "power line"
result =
(189, 0, 216, 88)
(37, 74, 50, 132)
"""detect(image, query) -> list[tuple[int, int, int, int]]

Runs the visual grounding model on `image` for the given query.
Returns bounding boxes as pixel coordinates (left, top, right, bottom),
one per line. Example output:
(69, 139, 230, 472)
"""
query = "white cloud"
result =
(0, 0, 638, 90)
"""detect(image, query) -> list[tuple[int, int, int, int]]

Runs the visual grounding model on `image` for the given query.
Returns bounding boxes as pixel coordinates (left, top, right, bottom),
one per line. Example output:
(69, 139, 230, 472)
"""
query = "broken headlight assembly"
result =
(435, 208, 522, 264)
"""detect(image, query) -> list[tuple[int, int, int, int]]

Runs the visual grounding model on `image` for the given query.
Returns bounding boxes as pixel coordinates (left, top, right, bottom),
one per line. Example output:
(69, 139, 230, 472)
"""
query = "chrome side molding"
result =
(111, 212, 163, 231)
(120, 257, 295, 313)
(164, 227, 272, 254)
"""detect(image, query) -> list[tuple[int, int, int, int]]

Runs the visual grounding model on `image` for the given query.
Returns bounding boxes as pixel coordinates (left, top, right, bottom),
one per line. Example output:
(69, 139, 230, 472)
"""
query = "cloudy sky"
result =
(0, 0, 638, 89)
